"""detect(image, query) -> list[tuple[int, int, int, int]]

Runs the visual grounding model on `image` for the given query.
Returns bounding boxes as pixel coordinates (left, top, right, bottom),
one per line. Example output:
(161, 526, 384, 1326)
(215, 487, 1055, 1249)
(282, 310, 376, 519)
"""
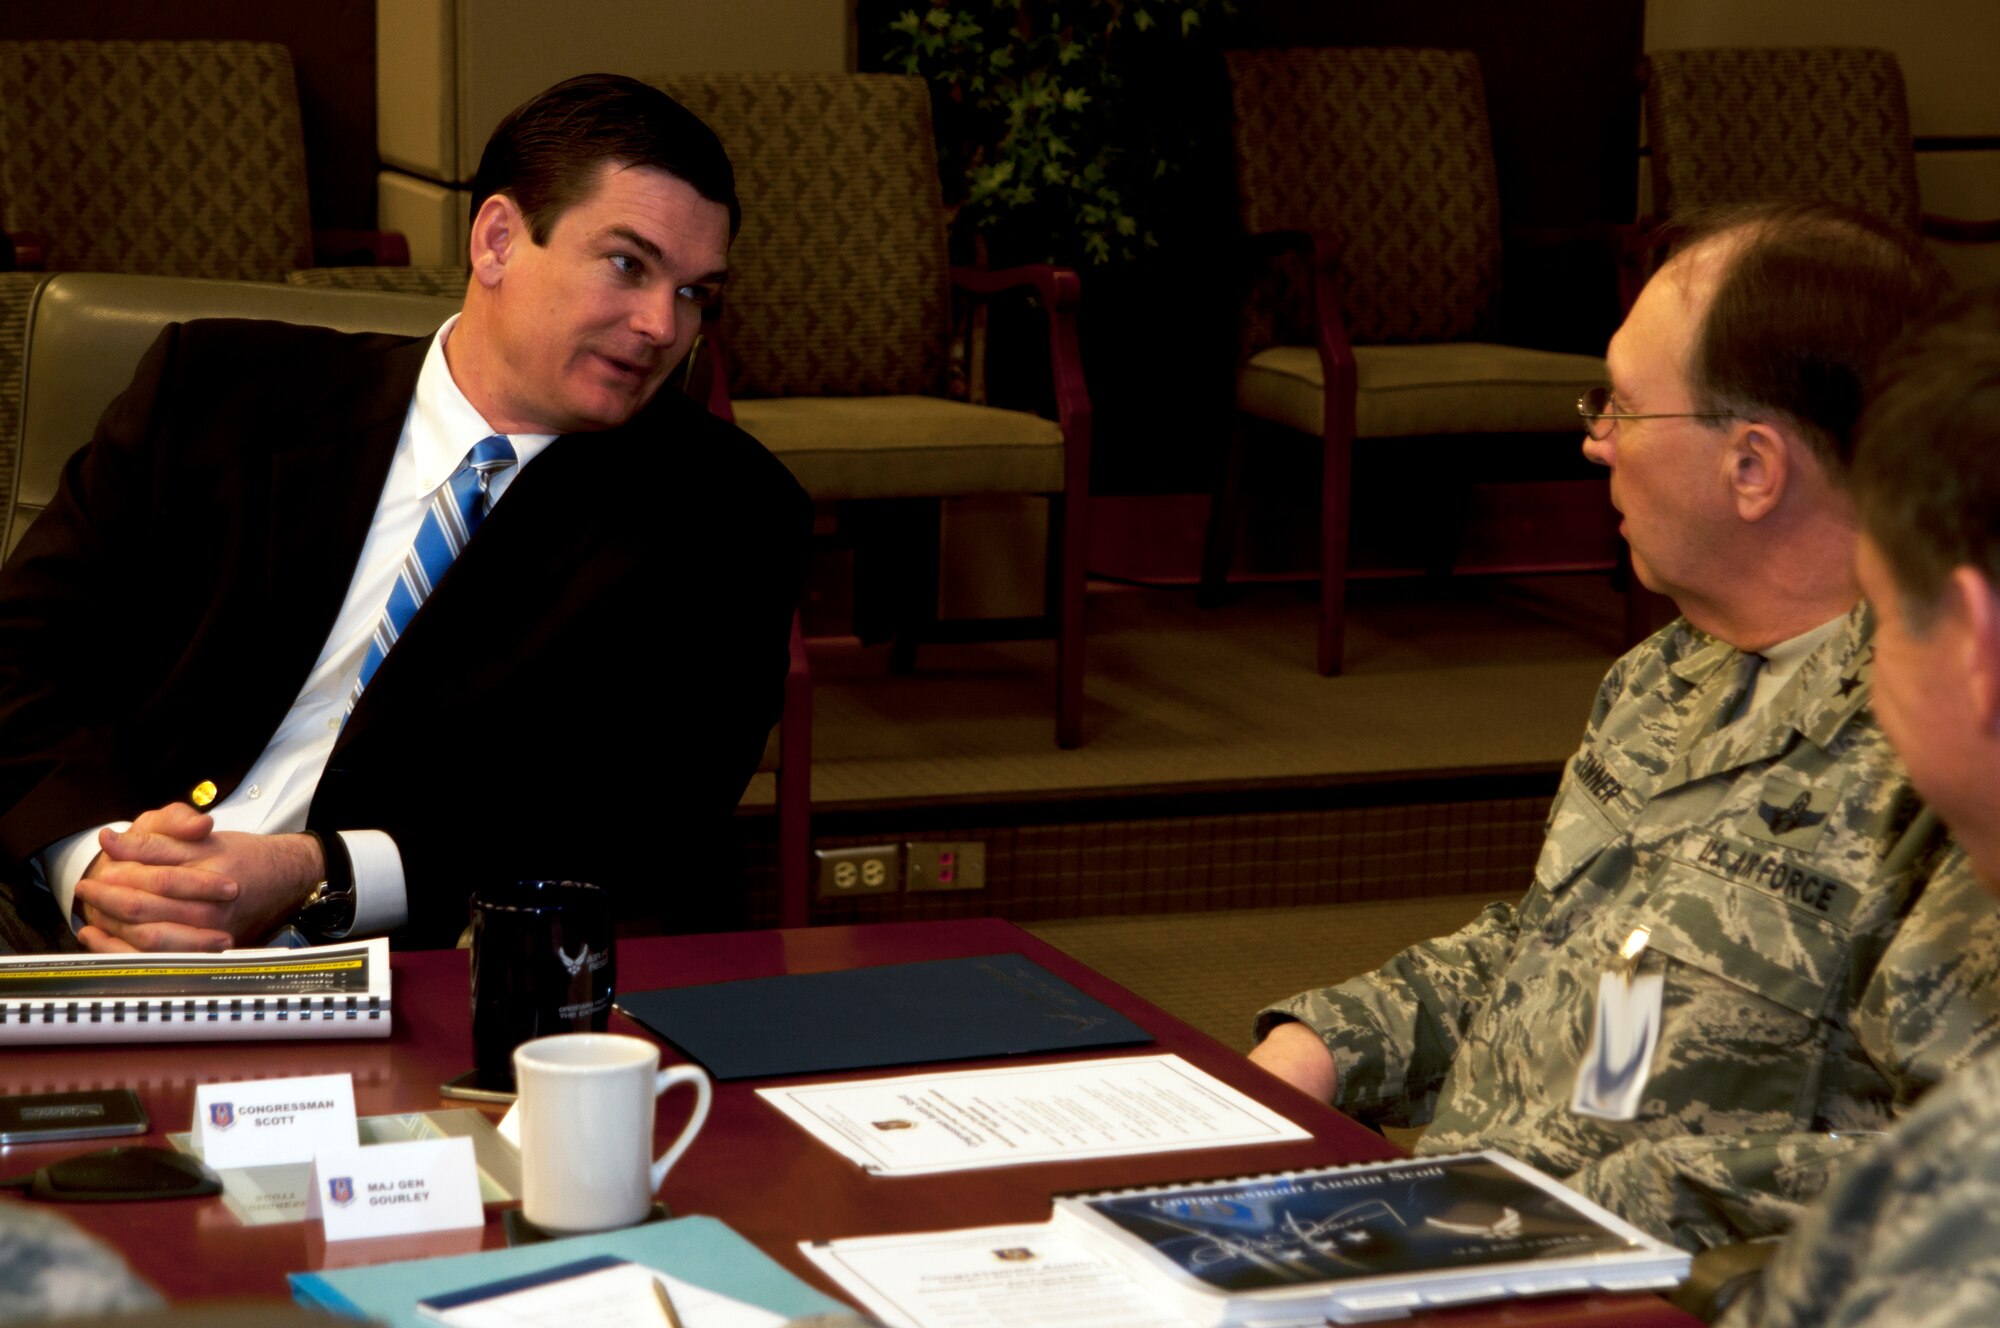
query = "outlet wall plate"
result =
(815, 845, 900, 899)
(905, 841, 986, 892)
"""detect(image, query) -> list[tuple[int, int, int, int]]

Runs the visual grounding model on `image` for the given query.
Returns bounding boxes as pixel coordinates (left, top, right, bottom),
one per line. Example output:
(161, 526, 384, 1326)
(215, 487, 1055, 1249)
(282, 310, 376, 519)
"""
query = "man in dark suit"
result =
(0, 75, 808, 951)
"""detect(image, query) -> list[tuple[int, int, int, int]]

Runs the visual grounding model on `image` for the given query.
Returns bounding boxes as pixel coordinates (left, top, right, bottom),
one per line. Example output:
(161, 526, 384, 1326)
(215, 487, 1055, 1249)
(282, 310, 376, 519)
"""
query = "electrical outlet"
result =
(905, 841, 986, 892)
(815, 844, 900, 898)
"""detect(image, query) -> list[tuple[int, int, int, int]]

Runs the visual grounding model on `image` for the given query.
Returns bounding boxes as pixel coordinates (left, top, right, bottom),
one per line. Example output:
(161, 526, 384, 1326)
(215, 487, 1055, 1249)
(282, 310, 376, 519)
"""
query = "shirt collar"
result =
(413, 314, 558, 488)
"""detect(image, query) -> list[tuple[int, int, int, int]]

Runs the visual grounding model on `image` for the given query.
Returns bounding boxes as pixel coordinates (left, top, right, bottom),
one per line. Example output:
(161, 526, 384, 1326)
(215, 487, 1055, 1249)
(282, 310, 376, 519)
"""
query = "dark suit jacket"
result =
(0, 319, 809, 946)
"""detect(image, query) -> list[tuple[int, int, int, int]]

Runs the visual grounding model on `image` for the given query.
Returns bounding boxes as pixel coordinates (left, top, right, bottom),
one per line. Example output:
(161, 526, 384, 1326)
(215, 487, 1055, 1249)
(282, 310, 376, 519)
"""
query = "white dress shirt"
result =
(44, 315, 555, 937)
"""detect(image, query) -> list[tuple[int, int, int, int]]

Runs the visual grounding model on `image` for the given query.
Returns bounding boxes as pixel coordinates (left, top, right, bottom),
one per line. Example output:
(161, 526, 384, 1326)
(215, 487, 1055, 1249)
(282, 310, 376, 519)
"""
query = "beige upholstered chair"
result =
(0, 272, 47, 522)
(0, 40, 403, 281)
(7, 275, 459, 556)
(1205, 48, 1607, 676)
(1642, 47, 2000, 244)
(654, 72, 1093, 749)
(287, 265, 469, 296)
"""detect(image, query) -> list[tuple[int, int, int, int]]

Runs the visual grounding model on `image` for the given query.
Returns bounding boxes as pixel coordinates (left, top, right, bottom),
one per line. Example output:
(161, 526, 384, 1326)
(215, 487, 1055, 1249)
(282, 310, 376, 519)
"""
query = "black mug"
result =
(468, 880, 616, 1093)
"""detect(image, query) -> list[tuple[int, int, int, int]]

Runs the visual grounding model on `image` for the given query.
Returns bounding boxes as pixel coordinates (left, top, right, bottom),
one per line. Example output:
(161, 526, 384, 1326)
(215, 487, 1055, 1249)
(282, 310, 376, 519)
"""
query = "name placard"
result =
(307, 1136, 484, 1241)
(192, 1073, 357, 1168)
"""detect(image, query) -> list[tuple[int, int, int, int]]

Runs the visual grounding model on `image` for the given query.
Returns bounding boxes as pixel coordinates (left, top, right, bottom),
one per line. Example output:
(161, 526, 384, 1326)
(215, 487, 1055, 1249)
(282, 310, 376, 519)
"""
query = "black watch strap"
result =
(295, 829, 357, 941)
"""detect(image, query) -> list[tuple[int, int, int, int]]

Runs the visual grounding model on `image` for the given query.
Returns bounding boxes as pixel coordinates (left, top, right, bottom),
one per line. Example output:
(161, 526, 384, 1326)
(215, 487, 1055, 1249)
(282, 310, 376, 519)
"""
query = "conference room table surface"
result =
(0, 919, 1697, 1325)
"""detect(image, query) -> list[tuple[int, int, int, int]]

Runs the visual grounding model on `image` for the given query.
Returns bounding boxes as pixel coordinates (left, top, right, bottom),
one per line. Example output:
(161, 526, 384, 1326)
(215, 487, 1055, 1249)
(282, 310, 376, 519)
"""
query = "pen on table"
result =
(653, 1275, 685, 1328)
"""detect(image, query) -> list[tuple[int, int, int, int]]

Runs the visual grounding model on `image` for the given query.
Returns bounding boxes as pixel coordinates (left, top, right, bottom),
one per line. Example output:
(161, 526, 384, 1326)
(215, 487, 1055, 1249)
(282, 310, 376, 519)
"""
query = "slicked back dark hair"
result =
(1661, 201, 1948, 476)
(470, 73, 740, 243)
(1853, 286, 2000, 625)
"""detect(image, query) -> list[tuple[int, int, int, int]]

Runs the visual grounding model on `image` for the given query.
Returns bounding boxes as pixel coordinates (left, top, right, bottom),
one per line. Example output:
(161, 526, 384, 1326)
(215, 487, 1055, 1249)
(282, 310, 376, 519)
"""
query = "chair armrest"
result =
(776, 611, 812, 928)
(952, 262, 1079, 311)
(1922, 212, 2000, 244)
(2, 231, 47, 272)
(691, 308, 737, 425)
(1241, 227, 1357, 435)
(1500, 220, 1641, 343)
(1240, 225, 1347, 270)
(311, 228, 411, 267)
(1506, 218, 1650, 271)
(950, 263, 1093, 453)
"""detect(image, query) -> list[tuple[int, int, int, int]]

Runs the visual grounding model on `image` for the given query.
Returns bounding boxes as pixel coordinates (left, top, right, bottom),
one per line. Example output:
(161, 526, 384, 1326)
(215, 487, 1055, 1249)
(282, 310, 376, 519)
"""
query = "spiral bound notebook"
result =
(0, 938, 391, 1043)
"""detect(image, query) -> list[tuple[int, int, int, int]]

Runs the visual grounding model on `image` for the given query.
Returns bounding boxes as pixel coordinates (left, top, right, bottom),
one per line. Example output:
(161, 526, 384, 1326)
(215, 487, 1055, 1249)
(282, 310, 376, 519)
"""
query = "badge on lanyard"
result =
(1571, 927, 1664, 1122)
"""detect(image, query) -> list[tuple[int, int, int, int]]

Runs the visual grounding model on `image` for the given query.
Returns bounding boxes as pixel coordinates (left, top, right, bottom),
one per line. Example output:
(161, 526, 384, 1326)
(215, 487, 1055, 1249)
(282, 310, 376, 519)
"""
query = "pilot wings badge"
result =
(1741, 775, 1845, 850)
(1759, 792, 1827, 837)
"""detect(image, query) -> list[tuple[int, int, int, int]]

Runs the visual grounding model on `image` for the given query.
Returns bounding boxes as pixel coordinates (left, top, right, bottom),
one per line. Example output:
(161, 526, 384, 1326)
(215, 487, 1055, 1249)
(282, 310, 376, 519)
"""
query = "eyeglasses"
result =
(1576, 386, 1734, 440)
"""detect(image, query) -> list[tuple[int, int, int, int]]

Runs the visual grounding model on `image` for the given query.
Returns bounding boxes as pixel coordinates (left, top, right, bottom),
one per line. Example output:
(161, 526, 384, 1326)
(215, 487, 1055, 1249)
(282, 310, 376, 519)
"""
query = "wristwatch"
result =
(294, 830, 357, 941)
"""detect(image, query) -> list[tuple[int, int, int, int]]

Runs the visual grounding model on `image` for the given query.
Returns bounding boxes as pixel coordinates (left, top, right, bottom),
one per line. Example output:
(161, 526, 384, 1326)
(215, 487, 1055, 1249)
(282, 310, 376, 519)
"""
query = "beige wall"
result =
(376, 0, 852, 263)
(1644, 0, 2000, 284)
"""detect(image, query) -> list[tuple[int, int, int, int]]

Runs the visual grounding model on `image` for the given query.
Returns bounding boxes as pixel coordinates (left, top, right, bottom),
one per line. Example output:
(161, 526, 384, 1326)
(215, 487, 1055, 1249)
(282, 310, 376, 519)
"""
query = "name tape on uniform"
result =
(192, 1073, 357, 1168)
(307, 1136, 484, 1241)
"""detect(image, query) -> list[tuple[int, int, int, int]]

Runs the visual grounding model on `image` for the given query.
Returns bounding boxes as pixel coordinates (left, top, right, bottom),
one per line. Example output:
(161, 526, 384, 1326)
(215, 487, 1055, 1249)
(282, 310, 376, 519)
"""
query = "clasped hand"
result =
(73, 802, 323, 953)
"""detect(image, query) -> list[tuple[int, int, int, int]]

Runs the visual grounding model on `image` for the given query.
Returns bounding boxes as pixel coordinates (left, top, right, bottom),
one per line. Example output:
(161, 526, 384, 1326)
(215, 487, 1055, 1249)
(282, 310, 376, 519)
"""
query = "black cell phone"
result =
(0, 1088, 148, 1144)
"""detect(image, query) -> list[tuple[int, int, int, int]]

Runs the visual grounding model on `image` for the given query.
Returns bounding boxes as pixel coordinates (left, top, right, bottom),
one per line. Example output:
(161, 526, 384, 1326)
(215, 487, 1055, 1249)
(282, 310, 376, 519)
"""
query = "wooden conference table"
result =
(0, 919, 1696, 1325)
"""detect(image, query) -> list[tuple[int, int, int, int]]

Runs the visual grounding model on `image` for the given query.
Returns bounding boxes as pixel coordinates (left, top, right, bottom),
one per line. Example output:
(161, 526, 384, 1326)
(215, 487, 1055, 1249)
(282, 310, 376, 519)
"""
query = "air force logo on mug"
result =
(209, 1102, 235, 1131)
(327, 1176, 355, 1207)
(557, 944, 605, 977)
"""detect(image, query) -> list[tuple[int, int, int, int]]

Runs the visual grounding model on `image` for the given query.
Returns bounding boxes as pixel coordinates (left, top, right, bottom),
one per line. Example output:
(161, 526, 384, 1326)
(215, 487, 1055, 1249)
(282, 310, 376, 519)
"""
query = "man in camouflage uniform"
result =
(1250, 202, 1987, 1253)
(1721, 286, 2000, 1326)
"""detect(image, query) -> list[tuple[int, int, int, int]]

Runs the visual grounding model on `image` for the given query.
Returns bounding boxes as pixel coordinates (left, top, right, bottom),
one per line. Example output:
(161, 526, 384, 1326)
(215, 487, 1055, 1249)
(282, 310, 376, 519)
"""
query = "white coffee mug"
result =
(513, 1032, 712, 1234)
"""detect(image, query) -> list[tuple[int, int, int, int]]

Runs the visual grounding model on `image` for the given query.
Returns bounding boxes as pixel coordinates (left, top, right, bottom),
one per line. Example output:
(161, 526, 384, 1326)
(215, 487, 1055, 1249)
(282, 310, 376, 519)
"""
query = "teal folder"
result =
(288, 1214, 846, 1326)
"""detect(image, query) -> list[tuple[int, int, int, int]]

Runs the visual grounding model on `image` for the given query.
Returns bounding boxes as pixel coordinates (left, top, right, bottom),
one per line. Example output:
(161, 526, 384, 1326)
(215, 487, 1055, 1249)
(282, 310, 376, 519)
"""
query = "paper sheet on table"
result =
(803, 1224, 1202, 1328)
(757, 1053, 1309, 1175)
(420, 1258, 787, 1328)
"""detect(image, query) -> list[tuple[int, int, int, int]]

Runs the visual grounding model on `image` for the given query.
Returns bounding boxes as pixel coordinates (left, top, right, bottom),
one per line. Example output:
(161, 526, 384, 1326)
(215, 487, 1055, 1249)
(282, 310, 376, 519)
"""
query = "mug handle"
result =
(648, 1064, 713, 1193)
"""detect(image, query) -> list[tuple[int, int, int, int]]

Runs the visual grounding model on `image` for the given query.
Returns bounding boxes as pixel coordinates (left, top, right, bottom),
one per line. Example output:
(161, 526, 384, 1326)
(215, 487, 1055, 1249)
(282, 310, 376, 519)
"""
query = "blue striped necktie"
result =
(350, 434, 516, 711)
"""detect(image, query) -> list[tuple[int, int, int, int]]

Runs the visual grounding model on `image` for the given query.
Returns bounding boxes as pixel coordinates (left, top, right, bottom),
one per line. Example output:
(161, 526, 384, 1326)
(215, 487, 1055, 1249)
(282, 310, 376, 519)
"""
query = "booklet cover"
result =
(617, 953, 1151, 1079)
(1052, 1151, 1689, 1325)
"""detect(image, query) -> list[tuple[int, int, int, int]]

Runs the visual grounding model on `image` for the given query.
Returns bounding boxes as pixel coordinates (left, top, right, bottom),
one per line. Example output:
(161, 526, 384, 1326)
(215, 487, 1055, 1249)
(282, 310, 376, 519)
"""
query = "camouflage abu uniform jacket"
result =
(1258, 604, 1983, 1251)
(1720, 1004, 2000, 1328)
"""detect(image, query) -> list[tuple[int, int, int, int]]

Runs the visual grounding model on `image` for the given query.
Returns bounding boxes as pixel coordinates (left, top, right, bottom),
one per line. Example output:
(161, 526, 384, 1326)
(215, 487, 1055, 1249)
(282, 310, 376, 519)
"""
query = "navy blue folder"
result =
(615, 953, 1153, 1079)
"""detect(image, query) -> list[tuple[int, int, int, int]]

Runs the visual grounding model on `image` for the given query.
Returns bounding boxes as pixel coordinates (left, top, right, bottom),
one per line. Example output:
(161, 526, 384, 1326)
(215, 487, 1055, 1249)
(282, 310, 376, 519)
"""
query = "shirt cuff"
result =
(339, 829, 407, 937)
(37, 821, 132, 934)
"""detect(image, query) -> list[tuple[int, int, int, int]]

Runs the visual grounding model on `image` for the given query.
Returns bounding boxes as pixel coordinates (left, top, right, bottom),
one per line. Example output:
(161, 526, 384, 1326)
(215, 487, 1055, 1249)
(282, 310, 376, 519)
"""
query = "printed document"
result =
(803, 1224, 1199, 1328)
(757, 1053, 1308, 1175)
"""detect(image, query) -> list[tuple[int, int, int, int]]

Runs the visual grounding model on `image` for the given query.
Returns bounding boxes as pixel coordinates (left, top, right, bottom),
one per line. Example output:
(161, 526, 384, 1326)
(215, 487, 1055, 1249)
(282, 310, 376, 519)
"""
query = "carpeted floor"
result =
(757, 573, 1627, 810)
